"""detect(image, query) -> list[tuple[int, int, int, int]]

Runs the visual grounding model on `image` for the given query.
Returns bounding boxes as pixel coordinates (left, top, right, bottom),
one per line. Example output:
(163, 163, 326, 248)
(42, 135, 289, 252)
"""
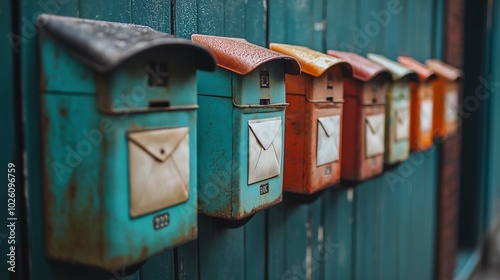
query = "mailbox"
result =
(398, 56, 437, 151)
(367, 54, 417, 165)
(269, 43, 352, 194)
(328, 51, 391, 181)
(426, 59, 463, 138)
(192, 35, 300, 219)
(38, 14, 216, 269)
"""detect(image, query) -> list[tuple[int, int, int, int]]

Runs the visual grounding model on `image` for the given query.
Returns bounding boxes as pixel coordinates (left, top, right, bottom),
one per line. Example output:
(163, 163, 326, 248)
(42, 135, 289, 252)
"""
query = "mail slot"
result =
(368, 54, 417, 165)
(426, 59, 464, 138)
(328, 51, 391, 181)
(38, 14, 215, 269)
(192, 35, 300, 220)
(398, 56, 437, 151)
(270, 43, 352, 194)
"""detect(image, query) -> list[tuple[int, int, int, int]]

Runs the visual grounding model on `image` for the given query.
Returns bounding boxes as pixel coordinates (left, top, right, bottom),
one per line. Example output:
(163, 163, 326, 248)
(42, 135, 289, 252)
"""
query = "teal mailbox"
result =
(38, 14, 215, 269)
(191, 35, 300, 220)
(367, 53, 417, 165)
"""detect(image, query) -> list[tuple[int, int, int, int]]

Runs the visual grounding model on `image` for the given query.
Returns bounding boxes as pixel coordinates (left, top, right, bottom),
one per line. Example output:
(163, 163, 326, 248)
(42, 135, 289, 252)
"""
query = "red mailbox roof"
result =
(192, 35, 300, 75)
(426, 59, 464, 81)
(398, 56, 437, 82)
(270, 43, 352, 77)
(327, 50, 391, 82)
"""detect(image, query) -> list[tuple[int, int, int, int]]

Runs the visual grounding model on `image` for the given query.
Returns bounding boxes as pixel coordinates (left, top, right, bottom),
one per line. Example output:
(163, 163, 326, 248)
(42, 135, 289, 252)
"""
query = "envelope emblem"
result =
(316, 115, 341, 166)
(248, 117, 282, 185)
(128, 127, 190, 218)
(420, 100, 433, 132)
(445, 91, 458, 122)
(395, 107, 410, 141)
(365, 114, 385, 158)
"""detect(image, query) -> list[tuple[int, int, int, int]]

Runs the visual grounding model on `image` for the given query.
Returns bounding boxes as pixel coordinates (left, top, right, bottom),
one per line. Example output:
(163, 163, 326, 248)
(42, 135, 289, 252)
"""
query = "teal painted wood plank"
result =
(176, 240, 199, 280)
(198, 216, 245, 280)
(322, 188, 354, 280)
(311, 0, 325, 51)
(309, 197, 323, 280)
(355, 0, 385, 55)
(325, 0, 357, 52)
(284, 200, 309, 280)
(132, 0, 171, 33)
(244, 212, 266, 280)
(175, 0, 197, 38)
(197, 0, 224, 35)
(140, 250, 175, 280)
(79, 0, 132, 22)
(245, 0, 266, 46)
(267, 203, 286, 279)
(378, 174, 397, 280)
(268, 0, 287, 43)
(286, 0, 313, 47)
(433, 0, 445, 59)
(383, 0, 406, 59)
(224, 0, 245, 38)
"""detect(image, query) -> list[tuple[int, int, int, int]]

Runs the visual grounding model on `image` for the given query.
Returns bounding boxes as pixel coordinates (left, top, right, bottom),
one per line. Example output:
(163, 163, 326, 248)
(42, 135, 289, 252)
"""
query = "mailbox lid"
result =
(38, 14, 216, 73)
(367, 53, 417, 82)
(425, 59, 464, 81)
(327, 50, 391, 83)
(398, 56, 437, 82)
(191, 34, 300, 76)
(270, 43, 352, 78)
(328, 50, 391, 104)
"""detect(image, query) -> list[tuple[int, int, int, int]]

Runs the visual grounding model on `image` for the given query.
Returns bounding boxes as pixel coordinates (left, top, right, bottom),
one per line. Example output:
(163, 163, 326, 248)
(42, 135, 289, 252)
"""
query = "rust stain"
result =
(59, 107, 67, 117)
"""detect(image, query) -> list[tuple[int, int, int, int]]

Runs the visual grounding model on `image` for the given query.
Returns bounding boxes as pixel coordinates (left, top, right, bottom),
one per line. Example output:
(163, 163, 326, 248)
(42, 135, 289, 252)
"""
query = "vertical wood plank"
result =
(245, 0, 266, 46)
(244, 212, 266, 280)
(325, 0, 357, 51)
(79, 0, 131, 22)
(175, 0, 197, 38)
(132, 0, 170, 33)
(140, 250, 175, 280)
(268, 0, 287, 43)
(267, 203, 287, 279)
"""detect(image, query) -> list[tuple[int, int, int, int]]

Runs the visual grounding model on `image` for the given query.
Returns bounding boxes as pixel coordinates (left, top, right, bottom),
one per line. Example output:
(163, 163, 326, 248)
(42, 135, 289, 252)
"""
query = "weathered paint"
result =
(270, 43, 352, 194)
(39, 18, 215, 269)
(196, 60, 289, 220)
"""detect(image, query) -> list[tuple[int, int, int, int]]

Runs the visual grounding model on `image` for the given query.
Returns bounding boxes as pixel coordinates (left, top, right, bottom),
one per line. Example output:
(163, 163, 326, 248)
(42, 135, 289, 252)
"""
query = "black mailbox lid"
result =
(37, 14, 216, 73)
(191, 34, 300, 76)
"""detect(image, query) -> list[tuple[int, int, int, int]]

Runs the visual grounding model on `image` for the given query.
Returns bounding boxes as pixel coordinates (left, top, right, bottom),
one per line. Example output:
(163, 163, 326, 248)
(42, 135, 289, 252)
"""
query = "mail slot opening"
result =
(326, 97, 333, 102)
(149, 100, 171, 108)
(260, 98, 271, 105)
(372, 98, 377, 103)
(327, 73, 334, 89)
(147, 62, 169, 87)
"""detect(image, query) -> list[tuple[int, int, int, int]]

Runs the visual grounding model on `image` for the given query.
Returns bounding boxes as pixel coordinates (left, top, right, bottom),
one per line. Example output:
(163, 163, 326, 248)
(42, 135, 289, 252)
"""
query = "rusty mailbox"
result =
(38, 14, 215, 269)
(192, 35, 300, 220)
(328, 51, 391, 181)
(367, 54, 417, 165)
(398, 56, 437, 151)
(426, 59, 464, 138)
(269, 43, 352, 194)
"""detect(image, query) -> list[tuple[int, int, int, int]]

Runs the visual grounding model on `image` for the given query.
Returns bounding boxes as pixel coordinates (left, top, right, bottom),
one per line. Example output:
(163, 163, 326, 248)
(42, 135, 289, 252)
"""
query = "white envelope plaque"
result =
(445, 91, 458, 123)
(420, 100, 433, 132)
(365, 114, 385, 158)
(248, 117, 282, 185)
(395, 106, 410, 141)
(316, 115, 341, 166)
(128, 127, 190, 218)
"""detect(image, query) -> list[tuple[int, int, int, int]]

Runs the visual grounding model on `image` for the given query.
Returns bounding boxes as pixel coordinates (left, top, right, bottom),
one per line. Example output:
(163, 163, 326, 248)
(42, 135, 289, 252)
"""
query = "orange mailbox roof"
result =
(426, 59, 464, 81)
(327, 50, 391, 82)
(398, 56, 437, 82)
(270, 43, 352, 77)
(191, 34, 300, 75)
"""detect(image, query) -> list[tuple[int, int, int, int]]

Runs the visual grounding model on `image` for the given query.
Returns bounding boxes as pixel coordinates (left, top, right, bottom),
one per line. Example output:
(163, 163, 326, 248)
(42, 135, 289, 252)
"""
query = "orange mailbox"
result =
(426, 59, 463, 138)
(398, 56, 437, 151)
(270, 43, 352, 194)
(328, 51, 391, 181)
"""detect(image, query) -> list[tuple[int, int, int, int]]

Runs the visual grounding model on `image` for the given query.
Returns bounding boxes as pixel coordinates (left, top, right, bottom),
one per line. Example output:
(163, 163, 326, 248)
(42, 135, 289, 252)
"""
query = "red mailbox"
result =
(270, 43, 352, 194)
(328, 51, 391, 181)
